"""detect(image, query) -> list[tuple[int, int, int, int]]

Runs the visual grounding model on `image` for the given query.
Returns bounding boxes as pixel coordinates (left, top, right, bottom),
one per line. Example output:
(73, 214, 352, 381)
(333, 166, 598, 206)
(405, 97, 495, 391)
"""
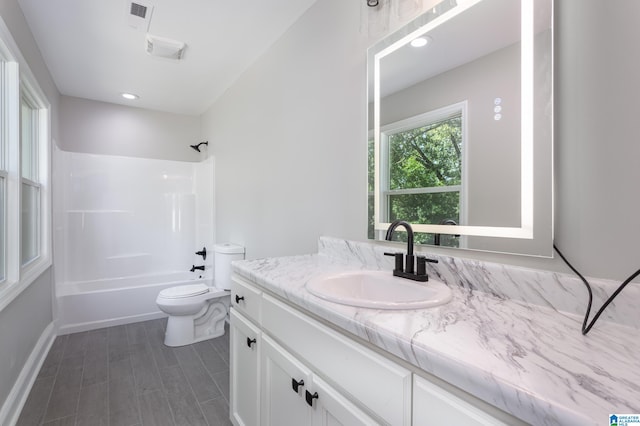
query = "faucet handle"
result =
(416, 256, 427, 276)
(195, 247, 207, 260)
(384, 252, 404, 272)
(416, 256, 438, 278)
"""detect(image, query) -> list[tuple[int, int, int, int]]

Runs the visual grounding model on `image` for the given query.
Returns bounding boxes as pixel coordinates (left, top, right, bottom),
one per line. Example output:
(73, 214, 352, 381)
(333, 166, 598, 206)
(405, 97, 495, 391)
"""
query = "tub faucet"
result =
(384, 219, 438, 282)
(190, 265, 205, 272)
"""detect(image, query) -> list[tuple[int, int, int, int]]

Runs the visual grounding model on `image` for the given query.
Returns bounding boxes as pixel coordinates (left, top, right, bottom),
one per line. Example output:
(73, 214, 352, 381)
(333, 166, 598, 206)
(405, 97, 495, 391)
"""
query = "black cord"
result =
(554, 243, 640, 335)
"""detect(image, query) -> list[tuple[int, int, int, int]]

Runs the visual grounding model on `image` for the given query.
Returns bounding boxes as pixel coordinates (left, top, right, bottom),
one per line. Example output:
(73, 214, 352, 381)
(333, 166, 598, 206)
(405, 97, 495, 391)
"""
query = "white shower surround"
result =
(53, 149, 214, 332)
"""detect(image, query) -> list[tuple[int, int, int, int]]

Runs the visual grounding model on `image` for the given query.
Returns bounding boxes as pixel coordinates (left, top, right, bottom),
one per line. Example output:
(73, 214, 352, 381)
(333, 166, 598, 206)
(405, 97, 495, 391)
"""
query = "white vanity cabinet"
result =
(230, 309, 261, 426)
(230, 273, 525, 426)
(261, 293, 412, 425)
(231, 276, 262, 321)
(310, 374, 380, 426)
(261, 334, 379, 426)
(261, 333, 312, 425)
(230, 276, 263, 426)
(412, 375, 516, 426)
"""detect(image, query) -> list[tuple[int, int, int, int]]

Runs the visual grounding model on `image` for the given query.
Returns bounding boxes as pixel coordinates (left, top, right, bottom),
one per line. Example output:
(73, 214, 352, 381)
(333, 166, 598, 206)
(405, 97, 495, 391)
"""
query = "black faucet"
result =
(434, 219, 459, 246)
(190, 265, 205, 272)
(384, 220, 438, 282)
(195, 247, 207, 260)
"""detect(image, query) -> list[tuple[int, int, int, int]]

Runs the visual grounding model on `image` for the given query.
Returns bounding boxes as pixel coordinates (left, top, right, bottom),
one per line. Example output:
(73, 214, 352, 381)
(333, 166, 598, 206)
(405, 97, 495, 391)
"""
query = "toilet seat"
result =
(159, 283, 210, 299)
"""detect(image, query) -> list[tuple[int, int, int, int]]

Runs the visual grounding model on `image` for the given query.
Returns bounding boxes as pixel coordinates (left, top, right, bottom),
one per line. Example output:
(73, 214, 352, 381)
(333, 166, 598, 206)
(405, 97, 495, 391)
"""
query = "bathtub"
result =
(56, 272, 211, 334)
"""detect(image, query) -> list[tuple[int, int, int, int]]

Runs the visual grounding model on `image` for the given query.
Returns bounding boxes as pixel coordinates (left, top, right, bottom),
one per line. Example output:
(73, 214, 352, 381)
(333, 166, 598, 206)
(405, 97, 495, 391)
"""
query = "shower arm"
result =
(190, 141, 208, 152)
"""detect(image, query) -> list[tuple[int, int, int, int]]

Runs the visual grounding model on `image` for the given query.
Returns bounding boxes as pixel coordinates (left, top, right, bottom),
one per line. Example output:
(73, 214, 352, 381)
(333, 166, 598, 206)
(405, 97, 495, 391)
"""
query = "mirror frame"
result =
(370, 0, 551, 242)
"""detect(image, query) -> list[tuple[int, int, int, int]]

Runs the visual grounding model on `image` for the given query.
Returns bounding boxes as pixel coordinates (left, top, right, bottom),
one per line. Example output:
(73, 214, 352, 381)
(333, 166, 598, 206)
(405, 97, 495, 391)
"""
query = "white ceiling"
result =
(18, 0, 318, 116)
(378, 0, 521, 98)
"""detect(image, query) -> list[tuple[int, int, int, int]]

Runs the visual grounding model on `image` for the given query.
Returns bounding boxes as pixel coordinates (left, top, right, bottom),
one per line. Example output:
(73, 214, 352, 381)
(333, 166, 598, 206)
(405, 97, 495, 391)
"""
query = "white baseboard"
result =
(57, 311, 167, 335)
(0, 321, 56, 426)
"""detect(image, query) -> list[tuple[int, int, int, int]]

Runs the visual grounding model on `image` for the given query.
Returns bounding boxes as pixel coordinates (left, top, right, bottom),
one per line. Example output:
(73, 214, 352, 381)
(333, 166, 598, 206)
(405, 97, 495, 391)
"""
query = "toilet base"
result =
(163, 296, 229, 347)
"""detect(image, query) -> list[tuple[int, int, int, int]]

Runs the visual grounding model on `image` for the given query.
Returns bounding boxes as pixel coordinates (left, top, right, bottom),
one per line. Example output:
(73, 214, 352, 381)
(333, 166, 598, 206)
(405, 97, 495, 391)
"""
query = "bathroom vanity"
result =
(229, 237, 640, 426)
(230, 274, 521, 425)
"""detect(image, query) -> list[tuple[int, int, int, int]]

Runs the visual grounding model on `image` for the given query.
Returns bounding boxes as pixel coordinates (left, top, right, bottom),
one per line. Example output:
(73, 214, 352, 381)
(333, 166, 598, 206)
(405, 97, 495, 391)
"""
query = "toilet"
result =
(156, 243, 245, 347)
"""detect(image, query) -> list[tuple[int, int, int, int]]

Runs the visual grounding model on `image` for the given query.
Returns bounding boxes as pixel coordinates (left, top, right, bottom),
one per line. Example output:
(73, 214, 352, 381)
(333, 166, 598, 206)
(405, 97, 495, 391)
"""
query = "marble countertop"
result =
(232, 240, 640, 426)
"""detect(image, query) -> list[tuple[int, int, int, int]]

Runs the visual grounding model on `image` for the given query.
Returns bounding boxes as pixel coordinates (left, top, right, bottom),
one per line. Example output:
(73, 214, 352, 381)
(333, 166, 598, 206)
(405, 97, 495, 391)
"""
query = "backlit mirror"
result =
(367, 0, 553, 256)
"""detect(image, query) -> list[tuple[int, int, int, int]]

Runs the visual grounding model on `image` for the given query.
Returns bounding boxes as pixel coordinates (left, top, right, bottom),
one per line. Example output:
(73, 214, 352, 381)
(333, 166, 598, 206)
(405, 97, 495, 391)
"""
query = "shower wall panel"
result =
(56, 151, 210, 285)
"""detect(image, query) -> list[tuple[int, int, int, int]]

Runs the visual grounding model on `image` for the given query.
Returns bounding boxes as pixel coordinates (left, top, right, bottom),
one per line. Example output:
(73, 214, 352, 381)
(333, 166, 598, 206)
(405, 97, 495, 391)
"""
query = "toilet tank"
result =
(214, 243, 245, 290)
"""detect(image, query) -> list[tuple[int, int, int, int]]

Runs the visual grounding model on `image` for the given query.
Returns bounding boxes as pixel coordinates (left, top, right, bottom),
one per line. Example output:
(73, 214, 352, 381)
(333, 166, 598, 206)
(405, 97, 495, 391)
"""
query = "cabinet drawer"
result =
(262, 294, 411, 426)
(231, 275, 262, 323)
(413, 375, 526, 426)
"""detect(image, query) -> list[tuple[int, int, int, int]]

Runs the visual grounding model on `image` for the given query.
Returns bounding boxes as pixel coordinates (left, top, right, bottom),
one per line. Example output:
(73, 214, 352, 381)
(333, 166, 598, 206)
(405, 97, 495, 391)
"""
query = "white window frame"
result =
(0, 17, 52, 312)
(20, 88, 44, 267)
(0, 60, 9, 282)
(378, 102, 468, 243)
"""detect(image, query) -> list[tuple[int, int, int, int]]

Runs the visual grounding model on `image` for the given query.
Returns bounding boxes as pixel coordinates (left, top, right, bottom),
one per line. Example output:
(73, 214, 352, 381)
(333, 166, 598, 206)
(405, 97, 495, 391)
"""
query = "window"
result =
(0, 17, 51, 309)
(0, 128, 5, 282)
(20, 92, 41, 265)
(1, 52, 9, 283)
(371, 103, 466, 247)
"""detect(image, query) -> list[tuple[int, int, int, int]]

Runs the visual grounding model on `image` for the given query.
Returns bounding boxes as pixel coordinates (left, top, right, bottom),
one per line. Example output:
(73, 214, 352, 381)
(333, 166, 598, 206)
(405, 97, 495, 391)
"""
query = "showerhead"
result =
(190, 141, 208, 152)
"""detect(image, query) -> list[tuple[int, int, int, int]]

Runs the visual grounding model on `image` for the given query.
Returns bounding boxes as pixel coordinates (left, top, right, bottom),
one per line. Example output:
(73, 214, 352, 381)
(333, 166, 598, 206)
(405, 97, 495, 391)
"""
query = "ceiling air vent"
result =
(130, 3, 147, 18)
(145, 34, 186, 61)
(125, 0, 153, 30)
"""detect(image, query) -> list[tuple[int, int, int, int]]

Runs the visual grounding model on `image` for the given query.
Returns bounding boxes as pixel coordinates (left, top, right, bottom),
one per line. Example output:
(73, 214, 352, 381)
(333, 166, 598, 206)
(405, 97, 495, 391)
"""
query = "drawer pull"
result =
(235, 295, 245, 304)
(291, 378, 304, 393)
(246, 337, 256, 348)
(305, 390, 319, 407)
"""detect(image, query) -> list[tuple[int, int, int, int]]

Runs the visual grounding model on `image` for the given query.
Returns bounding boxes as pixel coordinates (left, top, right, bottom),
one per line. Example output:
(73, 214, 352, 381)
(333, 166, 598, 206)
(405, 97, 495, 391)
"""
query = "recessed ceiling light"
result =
(410, 36, 431, 48)
(121, 93, 139, 100)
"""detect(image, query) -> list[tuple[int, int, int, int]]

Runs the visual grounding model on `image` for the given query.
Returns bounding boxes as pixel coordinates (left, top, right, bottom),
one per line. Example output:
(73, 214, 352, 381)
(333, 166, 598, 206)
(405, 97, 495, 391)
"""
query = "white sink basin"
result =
(306, 270, 452, 310)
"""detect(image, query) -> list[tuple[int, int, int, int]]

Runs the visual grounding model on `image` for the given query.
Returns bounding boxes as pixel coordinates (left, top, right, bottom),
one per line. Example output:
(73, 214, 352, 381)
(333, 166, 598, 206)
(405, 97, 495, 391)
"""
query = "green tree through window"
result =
(370, 107, 463, 247)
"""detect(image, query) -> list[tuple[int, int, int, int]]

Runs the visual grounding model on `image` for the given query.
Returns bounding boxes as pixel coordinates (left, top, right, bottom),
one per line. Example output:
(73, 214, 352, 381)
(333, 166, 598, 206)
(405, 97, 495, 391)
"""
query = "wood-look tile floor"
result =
(16, 318, 232, 426)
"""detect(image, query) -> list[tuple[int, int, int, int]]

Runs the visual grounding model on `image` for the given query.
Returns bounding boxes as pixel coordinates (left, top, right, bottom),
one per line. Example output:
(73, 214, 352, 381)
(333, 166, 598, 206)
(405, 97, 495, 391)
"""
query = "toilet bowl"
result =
(156, 283, 230, 347)
(156, 243, 245, 347)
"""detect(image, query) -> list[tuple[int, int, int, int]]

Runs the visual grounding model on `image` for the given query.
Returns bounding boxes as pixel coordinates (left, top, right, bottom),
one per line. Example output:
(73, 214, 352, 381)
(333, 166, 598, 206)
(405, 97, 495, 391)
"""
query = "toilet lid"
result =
(159, 284, 210, 299)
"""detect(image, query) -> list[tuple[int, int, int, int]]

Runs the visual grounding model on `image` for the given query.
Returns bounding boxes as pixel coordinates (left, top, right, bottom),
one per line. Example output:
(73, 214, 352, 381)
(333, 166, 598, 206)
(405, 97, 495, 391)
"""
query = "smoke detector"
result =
(125, 1, 153, 31)
(145, 34, 186, 60)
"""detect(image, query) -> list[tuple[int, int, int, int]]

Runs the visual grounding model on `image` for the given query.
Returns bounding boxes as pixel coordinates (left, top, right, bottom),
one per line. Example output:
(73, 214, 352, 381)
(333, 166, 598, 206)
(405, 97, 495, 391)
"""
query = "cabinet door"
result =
(261, 335, 312, 426)
(230, 309, 261, 426)
(413, 375, 515, 426)
(262, 294, 411, 425)
(311, 376, 379, 426)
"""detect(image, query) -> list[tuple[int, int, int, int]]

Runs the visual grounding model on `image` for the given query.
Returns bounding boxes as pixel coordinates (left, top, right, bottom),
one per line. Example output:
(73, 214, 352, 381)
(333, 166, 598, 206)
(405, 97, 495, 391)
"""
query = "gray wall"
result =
(59, 96, 202, 162)
(554, 0, 640, 282)
(202, 0, 369, 258)
(0, 270, 53, 407)
(0, 0, 59, 139)
(0, 0, 58, 410)
(204, 0, 640, 283)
